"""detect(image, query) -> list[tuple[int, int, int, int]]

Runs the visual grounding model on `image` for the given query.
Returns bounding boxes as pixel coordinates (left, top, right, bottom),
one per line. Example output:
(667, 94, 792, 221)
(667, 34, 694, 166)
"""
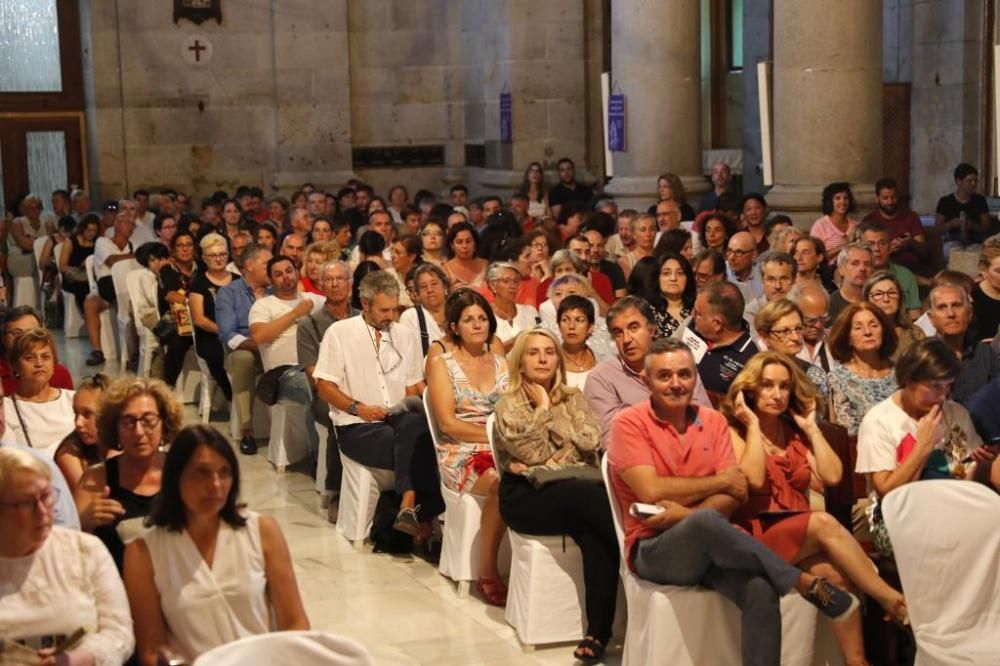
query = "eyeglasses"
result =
(530, 241, 548, 250)
(0, 487, 59, 513)
(417, 280, 444, 294)
(174, 243, 194, 250)
(802, 315, 829, 328)
(204, 252, 228, 260)
(494, 277, 522, 285)
(869, 289, 899, 301)
(421, 230, 442, 238)
(322, 276, 349, 285)
(726, 248, 753, 257)
(766, 326, 804, 340)
(118, 413, 162, 431)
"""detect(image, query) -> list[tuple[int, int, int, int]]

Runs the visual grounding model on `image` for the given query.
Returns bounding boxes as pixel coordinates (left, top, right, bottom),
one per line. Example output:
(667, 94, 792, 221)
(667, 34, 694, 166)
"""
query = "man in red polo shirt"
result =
(606, 338, 857, 666)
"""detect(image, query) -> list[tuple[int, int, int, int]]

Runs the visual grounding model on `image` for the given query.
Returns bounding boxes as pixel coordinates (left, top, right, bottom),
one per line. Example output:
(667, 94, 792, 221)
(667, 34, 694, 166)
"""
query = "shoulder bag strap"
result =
(10, 395, 34, 449)
(415, 306, 430, 356)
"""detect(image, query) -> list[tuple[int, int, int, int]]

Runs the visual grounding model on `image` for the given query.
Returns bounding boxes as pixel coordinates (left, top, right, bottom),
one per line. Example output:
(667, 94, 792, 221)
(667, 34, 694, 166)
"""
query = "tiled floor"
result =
(55, 332, 623, 665)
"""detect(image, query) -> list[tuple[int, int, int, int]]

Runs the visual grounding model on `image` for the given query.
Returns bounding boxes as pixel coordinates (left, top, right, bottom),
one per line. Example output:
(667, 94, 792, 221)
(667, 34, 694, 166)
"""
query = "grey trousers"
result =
(633, 508, 802, 666)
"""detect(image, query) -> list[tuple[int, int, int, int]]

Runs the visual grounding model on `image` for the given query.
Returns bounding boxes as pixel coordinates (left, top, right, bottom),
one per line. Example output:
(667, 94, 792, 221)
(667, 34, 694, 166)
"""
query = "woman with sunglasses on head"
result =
(75, 377, 184, 572)
(189, 233, 239, 405)
(427, 291, 509, 606)
(863, 271, 925, 362)
(125, 425, 308, 665)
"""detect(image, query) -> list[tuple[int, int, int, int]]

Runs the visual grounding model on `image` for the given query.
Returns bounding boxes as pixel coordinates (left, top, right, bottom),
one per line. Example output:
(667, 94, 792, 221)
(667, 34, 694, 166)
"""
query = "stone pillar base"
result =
(767, 183, 878, 229)
(605, 174, 708, 212)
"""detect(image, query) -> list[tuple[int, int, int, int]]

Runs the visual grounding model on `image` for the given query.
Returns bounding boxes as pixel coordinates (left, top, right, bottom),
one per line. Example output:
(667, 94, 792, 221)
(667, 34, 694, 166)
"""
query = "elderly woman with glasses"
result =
(485, 262, 539, 349)
(864, 271, 925, 362)
(0, 448, 134, 665)
(755, 299, 829, 398)
(75, 378, 184, 571)
(189, 232, 239, 404)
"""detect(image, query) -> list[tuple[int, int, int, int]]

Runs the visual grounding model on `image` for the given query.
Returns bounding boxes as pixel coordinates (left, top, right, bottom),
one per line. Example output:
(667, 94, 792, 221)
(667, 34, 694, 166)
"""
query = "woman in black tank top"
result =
(75, 377, 184, 571)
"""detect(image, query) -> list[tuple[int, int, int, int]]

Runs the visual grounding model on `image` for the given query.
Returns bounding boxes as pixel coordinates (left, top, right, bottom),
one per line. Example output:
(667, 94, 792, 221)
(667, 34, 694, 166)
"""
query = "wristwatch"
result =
(348, 400, 359, 416)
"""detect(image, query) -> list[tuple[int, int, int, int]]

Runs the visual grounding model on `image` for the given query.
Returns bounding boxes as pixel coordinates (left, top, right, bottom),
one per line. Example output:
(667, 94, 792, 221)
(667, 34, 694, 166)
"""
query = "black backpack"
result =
(369, 491, 413, 555)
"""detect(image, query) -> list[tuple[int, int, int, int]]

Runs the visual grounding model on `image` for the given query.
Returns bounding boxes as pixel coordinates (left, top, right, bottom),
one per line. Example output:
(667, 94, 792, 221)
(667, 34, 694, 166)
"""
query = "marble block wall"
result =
(84, 0, 354, 201)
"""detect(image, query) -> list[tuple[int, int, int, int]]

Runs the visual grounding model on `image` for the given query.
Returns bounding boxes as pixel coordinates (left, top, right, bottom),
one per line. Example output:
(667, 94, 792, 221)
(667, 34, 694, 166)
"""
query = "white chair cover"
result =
(882, 480, 1000, 666)
(110, 259, 139, 366)
(125, 268, 157, 375)
(487, 413, 587, 647)
(599, 456, 840, 666)
(192, 631, 374, 666)
(336, 452, 395, 548)
(266, 399, 309, 470)
(424, 389, 510, 595)
(55, 241, 86, 338)
(85, 254, 118, 363)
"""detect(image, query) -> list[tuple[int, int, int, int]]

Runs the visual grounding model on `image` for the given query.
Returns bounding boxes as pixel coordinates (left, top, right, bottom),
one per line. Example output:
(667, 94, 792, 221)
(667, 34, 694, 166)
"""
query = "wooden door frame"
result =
(0, 112, 87, 208)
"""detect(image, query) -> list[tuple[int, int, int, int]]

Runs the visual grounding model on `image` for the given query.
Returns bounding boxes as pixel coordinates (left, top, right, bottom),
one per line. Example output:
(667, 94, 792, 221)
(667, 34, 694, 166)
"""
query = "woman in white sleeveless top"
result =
(124, 425, 309, 664)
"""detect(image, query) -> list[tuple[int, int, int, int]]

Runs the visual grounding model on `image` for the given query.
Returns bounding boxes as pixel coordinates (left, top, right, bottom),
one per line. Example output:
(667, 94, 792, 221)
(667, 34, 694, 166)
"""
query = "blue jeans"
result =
(278, 368, 319, 459)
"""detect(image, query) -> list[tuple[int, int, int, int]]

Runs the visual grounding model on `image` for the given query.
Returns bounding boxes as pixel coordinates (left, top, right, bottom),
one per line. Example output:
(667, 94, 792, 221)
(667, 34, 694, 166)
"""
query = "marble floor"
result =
(55, 332, 623, 665)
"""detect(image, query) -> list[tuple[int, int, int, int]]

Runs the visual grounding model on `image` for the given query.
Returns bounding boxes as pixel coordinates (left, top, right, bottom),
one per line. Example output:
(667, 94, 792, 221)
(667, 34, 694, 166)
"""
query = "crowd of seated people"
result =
(2, 162, 1000, 664)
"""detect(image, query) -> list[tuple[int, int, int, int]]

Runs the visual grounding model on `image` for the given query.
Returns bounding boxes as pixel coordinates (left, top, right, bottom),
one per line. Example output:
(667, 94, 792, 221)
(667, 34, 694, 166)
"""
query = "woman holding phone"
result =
(721, 352, 907, 664)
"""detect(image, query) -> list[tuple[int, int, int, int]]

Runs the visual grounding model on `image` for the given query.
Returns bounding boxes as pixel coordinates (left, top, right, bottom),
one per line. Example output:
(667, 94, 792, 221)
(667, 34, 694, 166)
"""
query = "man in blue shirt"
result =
(216, 244, 272, 454)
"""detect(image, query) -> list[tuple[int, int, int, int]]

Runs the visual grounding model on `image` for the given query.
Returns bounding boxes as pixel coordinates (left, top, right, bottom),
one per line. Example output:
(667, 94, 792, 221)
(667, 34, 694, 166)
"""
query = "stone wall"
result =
(909, 0, 986, 214)
(84, 0, 354, 201)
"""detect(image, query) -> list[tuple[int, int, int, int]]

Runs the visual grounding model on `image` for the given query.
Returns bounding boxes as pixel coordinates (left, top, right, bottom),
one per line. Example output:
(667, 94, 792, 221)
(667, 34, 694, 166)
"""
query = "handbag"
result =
(152, 313, 176, 343)
(524, 462, 603, 489)
(62, 266, 89, 283)
(255, 364, 293, 406)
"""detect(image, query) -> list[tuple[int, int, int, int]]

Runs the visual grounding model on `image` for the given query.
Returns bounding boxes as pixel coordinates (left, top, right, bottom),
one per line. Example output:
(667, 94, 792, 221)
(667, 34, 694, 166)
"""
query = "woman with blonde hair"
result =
(0, 448, 134, 665)
(75, 377, 184, 571)
(189, 232, 238, 404)
(863, 271, 925, 361)
(493, 328, 618, 662)
(617, 212, 657, 281)
(721, 353, 907, 663)
(54, 373, 113, 490)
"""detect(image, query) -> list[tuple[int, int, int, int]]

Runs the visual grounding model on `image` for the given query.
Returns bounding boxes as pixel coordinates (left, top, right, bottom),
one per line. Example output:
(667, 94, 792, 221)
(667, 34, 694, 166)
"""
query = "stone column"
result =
(767, 0, 882, 223)
(604, 0, 706, 210)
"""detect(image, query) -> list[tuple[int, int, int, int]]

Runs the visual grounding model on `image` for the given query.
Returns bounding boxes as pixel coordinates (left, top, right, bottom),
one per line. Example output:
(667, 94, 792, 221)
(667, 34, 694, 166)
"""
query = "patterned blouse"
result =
(436, 352, 508, 492)
(653, 304, 691, 339)
(827, 363, 898, 436)
(492, 388, 601, 475)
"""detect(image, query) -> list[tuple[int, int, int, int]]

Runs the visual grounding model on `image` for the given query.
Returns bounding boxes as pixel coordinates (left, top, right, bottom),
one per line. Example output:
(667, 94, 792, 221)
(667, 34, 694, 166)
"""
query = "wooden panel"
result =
(882, 83, 911, 200)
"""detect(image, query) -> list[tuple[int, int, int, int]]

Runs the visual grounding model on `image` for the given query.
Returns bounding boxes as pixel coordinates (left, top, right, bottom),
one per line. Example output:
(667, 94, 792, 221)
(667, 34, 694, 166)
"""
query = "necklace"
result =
(563, 347, 593, 372)
(760, 420, 786, 455)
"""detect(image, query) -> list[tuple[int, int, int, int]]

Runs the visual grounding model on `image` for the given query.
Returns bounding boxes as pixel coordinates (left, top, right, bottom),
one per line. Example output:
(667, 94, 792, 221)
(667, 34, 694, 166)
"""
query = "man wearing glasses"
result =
(315, 271, 443, 539)
(297, 261, 358, 521)
(858, 220, 922, 321)
(724, 231, 759, 303)
(789, 281, 835, 373)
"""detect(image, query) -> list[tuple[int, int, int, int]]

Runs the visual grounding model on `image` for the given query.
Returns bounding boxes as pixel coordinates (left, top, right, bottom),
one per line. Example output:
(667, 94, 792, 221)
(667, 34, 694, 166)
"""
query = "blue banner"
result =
(608, 93, 625, 151)
(500, 92, 512, 144)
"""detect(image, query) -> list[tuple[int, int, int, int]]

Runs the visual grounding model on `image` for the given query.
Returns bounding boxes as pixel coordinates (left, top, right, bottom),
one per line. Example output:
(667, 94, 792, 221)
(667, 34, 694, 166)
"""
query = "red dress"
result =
(732, 429, 813, 562)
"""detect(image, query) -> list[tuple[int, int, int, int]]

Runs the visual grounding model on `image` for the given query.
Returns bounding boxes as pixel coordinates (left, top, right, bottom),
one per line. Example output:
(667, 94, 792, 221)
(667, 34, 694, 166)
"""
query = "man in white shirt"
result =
(249, 255, 325, 461)
(314, 271, 443, 538)
(131, 189, 158, 246)
(84, 210, 134, 366)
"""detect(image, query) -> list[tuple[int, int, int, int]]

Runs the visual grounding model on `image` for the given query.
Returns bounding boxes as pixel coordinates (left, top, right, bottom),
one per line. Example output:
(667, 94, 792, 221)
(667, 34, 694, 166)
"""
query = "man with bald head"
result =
(725, 231, 758, 303)
(789, 280, 835, 372)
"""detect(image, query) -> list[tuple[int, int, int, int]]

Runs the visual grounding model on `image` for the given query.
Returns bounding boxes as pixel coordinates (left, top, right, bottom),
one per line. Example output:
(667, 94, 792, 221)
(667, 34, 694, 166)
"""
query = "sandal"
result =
(883, 597, 910, 627)
(573, 636, 605, 664)
(475, 577, 507, 607)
